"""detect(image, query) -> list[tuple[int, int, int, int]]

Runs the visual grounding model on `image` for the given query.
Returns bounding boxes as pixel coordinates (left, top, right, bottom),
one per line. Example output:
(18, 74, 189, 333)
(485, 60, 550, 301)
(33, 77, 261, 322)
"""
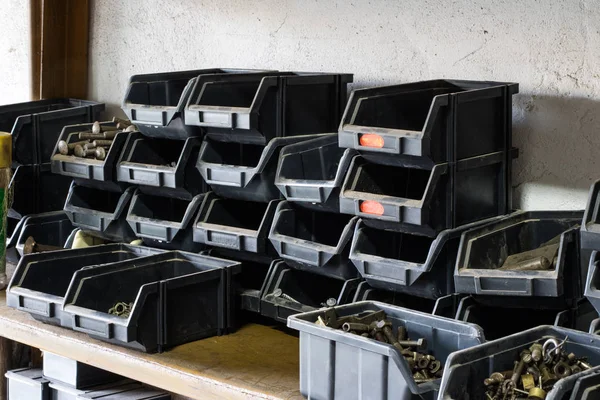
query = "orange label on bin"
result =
(360, 201, 384, 215)
(359, 134, 384, 148)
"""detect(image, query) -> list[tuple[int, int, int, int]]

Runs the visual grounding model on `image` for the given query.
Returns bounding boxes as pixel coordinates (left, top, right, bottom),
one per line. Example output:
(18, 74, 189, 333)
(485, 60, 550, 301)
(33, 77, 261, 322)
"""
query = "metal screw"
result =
(102, 130, 119, 139)
(84, 142, 97, 150)
(74, 145, 95, 158)
(325, 298, 337, 307)
(342, 322, 370, 333)
(398, 338, 427, 349)
(79, 132, 105, 140)
(272, 288, 300, 303)
(58, 139, 88, 155)
(92, 121, 101, 134)
(95, 147, 107, 160)
(93, 139, 113, 147)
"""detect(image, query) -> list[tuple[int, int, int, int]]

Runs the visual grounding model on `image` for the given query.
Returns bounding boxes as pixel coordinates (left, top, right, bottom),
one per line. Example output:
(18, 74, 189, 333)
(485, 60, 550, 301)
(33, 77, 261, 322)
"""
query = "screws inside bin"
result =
(57, 119, 137, 160)
(483, 336, 595, 399)
(316, 309, 443, 383)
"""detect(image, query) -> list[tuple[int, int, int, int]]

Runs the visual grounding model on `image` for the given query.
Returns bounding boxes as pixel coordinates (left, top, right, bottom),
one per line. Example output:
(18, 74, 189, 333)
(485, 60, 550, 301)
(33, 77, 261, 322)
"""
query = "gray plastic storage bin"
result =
(582, 180, 600, 267)
(6, 215, 27, 263)
(454, 210, 583, 300)
(5, 368, 50, 400)
(261, 261, 361, 324)
(0, 98, 104, 165)
(116, 133, 205, 196)
(126, 190, 204, 252)
(43, 352, 121, 389)
(338, 80, 517, 164)
(50, 122, 128, 187)
(7, 244, 163, 326)
(15, 211, 75, 258)
(122, 68, 270, 139)
(287, 301, 484, 400)
(274, 134, 356, 211)
(193, 192, 279, 254)
(584, 251, 600, 315)
(269, 201, 359, 280)
(64, 182, 136, 241)
(438, 326, 600, 400)
(185, 72, 352, 145)
(49, 381, 141, 400)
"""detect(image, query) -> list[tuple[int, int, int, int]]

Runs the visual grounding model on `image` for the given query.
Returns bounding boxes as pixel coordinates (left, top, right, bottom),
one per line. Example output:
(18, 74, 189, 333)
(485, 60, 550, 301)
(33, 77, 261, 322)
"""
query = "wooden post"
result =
(0, 337, 12, 400)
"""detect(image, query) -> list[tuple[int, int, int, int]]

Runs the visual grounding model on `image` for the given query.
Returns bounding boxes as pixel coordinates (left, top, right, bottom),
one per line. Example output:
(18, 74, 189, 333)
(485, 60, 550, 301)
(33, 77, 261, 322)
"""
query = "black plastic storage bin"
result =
(50, 122, 129, 186)
(438, 325, 600, 400)
(288, 301, 485, 400)
(260, 260, 361, 324)
(5, 368, 50, 400)
(338, 80, 518, 164)
(454, 211, 583, 302)
(193, 192, 279, 254)
(15, 211, 75, 258)
(349, 217, 502, 298)
(274, 134, 356, 211)
(9, 163, 72, 219)
(584, 251, 600, 315)
(352, 281, 465, 318)
(64, 182, 136, 241)
(7, 244, 163, 326)
(121, 68, 271, 139)
(196, 134, 327, 202)
(126, 189, 204, 252)
(0, 98, 104, 165)
(339, 149, 515, 235)
(62, 251, 241, 353)
(185, 72, 352, 145)
(116, 133, 205, 196)
(454, 296, 597, 340)
(581, 180, 600, 264)
(43, 352, 121, 389)
(7, 216, 28, 263)
(268, 201, 359, 280)
(48, 381, 168, 400)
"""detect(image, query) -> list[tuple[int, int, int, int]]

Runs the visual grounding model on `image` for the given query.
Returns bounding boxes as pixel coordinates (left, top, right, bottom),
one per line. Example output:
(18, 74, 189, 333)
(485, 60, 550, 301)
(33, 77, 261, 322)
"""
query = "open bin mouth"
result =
(68, 185, 125, 214)
(193, 192, 278, 253)
(200, 140, 264, 168)
(287, 301, 484, 397)
(438, 325, 600, 400)
(338, 80, 518, 162)
(62, 251, 240, 352)
(15, 211, 75, 257)
(269, 202, 358, 274)
(236, 259, 272, 313)
(455, 211, 582, 298)
(6, 244, 163, 323)
(275, 134, 355, 208)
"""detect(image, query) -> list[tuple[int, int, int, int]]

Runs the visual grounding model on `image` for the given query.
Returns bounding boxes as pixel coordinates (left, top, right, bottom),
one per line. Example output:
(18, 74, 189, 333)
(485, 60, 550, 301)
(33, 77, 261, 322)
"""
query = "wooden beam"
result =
(31, 0, 90, 100)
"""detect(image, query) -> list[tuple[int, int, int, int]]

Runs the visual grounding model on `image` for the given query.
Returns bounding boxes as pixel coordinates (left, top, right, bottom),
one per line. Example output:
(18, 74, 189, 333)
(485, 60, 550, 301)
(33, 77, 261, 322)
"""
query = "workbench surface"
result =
(0, 292, 302, 400)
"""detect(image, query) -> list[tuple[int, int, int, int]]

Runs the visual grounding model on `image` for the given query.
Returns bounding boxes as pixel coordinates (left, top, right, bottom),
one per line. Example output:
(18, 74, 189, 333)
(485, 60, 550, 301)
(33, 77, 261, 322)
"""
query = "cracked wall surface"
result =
(88, 0, 600, 210)
(0, 0, 30, 105)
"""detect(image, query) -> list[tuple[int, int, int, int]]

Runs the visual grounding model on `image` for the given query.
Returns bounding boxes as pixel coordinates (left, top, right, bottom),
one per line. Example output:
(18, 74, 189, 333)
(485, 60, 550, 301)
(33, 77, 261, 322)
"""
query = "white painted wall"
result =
(0, 0, 30, 105)
(88, 0, 600, 210)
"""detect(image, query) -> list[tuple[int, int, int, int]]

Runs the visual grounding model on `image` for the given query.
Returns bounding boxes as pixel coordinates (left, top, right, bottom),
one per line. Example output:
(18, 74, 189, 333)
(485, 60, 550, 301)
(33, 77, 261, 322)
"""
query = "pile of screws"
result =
(315, 309, 442, 383)
(484, 336, 594, 399)
(108, 301, 133, 318)
(57, 118, 137, 160)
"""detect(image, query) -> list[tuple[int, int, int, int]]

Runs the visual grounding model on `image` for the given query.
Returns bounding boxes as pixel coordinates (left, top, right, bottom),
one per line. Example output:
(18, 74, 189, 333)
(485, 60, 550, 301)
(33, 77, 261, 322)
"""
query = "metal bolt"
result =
(95, 147, 107, 160)
(58, 139, 88, 155)
(92, 121, 101, 134)
(325, 298, 337, 307)
(577, 360, 593, 371)
(553, 361, 571, 378)
(79, 132, 105, 140)
(125, 124, 137, 132)
(23, 236, 62, 255)
(484, 372, 505, 386)
(272, 288, 300, 304)
(93, 139, 113, 147)
(398, 338, 427, 349)
(103, 130, 119, 139)
(397, 326, 407, 341)
(74, 145, 95, 158)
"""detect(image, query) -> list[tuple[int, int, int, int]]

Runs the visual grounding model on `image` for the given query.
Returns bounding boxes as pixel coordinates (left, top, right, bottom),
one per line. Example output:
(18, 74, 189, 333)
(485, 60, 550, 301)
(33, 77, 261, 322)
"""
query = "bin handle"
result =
(204, 230, 242, 250)
(17, 296, 51, 318)
(473, 276, 533, 295)
(72, 315, 111, 339)
(195, 110, 234, 128)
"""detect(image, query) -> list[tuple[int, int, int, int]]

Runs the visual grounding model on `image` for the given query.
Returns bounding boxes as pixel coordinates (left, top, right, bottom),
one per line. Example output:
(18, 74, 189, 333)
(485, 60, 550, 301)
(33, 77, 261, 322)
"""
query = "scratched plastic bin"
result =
(64, 182, 136, 241)
(62, 251, 240, 353)
(260, 260, 361, 324)
(126, 189, 204, 252)
(185, 72, 352, 145)
(454, 211, 584, 303)
(349, 217, 502, 298)
(193, 192, 279, 254)
(352, 281, 464, 318)
(116, 132, 206, 196)
(15, 211, 75, 258)
(6, 244, 163, 326)
(9, 163, 72, 219)
(288, 301, 485, 400)
(0, 98, 104, 165)
(269, 201, 359, 280)
(338, 80, 518, 164)
(275, 134, 357, 211)
(50, 122, 129, 187)
(339, 149, 515, 235)
(196, 135, 326, 202)
(5, 368, 50, 400)
(122, 68, 271, 139)
(438, 325, 600, 400)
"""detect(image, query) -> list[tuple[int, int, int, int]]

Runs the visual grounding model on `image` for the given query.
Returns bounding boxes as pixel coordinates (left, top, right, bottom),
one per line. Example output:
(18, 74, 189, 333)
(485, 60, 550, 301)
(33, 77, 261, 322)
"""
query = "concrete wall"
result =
(0, 0, 30, 105)
(86, 0, 600, 210)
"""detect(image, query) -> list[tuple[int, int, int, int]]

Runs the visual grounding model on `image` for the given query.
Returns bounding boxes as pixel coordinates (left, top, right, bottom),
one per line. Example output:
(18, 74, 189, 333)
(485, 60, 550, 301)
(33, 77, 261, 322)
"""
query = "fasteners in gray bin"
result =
(95, 147, 106, 160)
(58, 139, 88, 155)
(23, 236, 62, 255)
(272, 288, 300, 304)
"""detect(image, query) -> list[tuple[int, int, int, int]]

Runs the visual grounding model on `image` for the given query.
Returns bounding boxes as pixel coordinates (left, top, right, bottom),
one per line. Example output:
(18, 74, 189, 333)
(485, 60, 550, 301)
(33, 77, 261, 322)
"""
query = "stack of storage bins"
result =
(0, 99, 103, 261)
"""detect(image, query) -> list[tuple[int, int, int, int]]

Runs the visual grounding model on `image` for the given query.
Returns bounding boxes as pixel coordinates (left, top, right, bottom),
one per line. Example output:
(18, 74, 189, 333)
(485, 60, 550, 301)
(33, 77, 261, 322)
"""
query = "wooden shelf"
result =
(0, 292, 302, 399)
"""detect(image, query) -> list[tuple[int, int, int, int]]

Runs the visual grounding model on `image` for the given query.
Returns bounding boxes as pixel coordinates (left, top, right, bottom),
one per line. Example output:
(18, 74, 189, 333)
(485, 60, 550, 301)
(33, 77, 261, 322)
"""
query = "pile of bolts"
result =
(316, 309, 442, 382)
(484, 337, 594, 399)
(57, 118, 137, 160)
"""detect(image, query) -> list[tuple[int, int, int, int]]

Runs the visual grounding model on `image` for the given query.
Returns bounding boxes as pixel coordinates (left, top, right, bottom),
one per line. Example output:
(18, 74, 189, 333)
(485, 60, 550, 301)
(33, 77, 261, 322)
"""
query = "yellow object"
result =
(521, 374, 535, 391)
(130, 239, 143, 246)
(528, 387, 547, 399)
(71, 230, 105, 248)
(0, 132, 11, 169)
